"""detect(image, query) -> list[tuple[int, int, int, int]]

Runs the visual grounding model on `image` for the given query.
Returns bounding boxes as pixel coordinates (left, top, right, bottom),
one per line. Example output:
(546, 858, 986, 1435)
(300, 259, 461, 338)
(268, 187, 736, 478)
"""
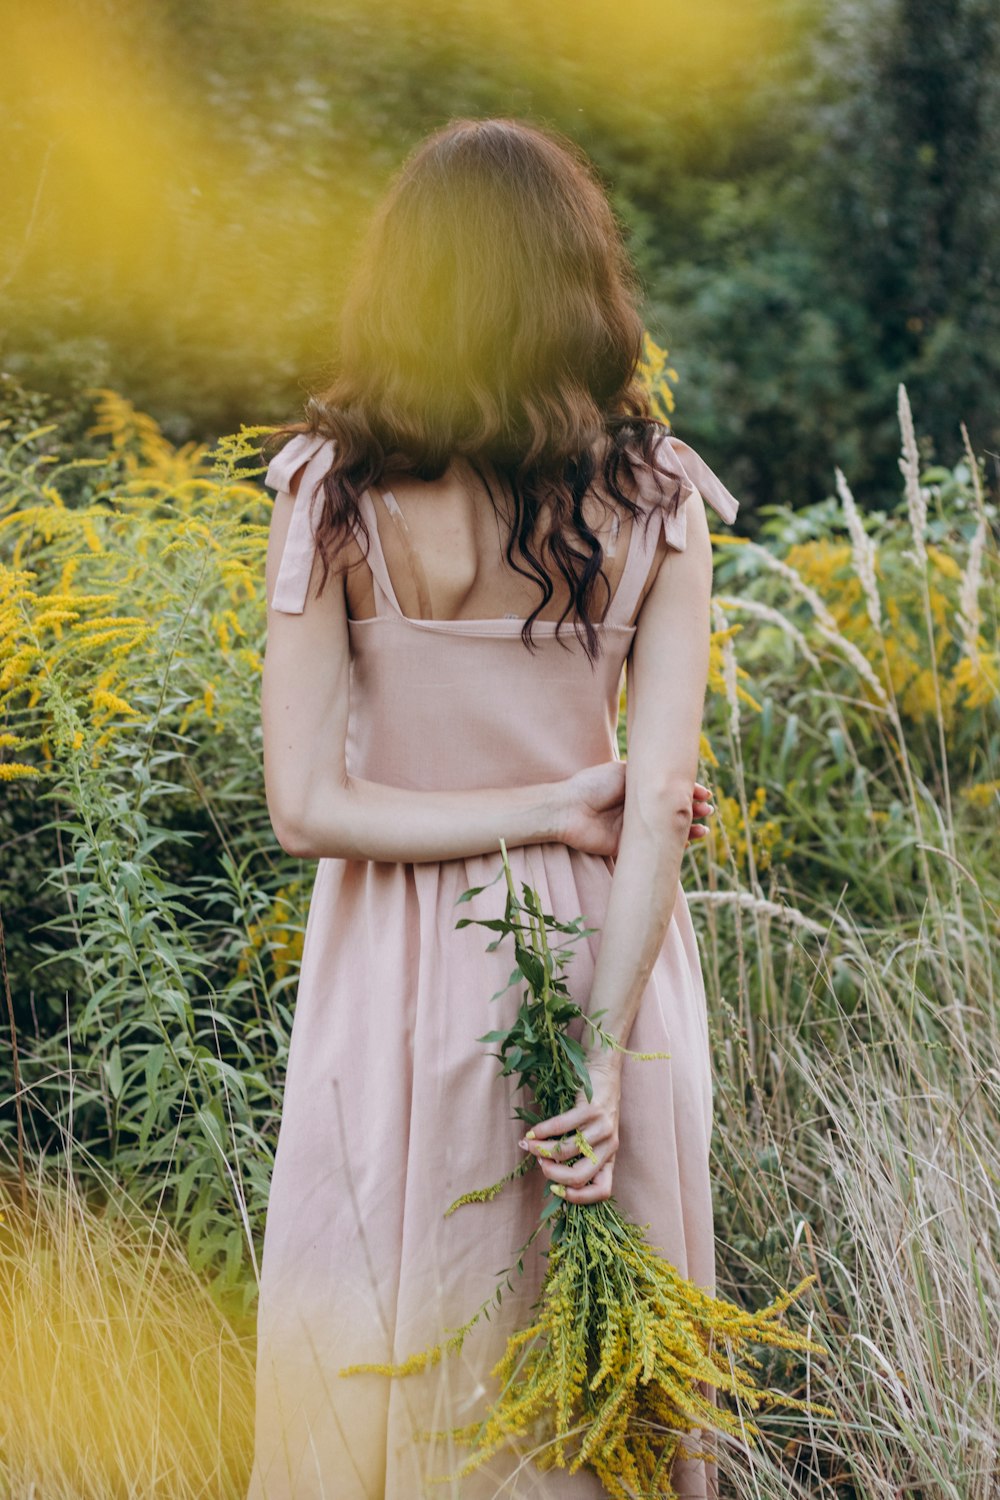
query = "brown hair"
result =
(267, 116, 679, 659)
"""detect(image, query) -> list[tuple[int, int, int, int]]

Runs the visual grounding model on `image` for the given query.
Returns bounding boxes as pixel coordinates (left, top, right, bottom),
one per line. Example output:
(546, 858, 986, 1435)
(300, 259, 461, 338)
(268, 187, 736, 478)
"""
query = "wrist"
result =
(584, 1041, 624, 1078)
(543, 778, 572, 844)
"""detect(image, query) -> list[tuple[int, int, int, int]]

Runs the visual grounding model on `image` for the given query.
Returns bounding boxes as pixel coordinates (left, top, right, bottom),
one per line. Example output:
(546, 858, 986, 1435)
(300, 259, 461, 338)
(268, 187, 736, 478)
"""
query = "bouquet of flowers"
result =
(342, 841, 833, 1496)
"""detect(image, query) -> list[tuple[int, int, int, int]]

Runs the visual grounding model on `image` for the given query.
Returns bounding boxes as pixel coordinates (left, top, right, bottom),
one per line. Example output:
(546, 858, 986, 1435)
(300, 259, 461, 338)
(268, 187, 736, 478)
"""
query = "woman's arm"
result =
(520, 495, 714, 1200)
(261, 489, 627, 863)
(579, 497, 713, 1059)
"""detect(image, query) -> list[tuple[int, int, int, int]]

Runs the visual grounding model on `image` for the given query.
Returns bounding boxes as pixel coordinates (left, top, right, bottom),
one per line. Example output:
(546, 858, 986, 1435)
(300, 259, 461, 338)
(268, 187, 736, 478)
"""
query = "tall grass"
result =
(0, 1163, 255, 1498)
(0, 380, 997, 1496)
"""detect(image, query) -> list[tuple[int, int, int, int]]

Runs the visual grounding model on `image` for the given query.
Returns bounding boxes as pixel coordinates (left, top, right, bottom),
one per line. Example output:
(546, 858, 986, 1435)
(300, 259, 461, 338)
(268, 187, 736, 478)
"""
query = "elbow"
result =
(270, 810, 315, 860)
(267, 774, 353, 859)
(633, 775, 696, 837)
(266, 788, 317, 859)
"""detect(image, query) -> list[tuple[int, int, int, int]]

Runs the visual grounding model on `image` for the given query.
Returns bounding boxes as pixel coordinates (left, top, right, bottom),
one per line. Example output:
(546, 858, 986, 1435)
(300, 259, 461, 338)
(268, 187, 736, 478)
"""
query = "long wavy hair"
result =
(266, 116, 680, 659)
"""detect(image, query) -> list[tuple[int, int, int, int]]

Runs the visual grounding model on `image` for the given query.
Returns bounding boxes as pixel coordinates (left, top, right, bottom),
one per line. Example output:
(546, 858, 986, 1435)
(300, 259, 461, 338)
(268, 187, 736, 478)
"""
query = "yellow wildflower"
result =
(92, 689, 140, 718)
(960, 779, 1000, 808)
(80, 518, 104, 554)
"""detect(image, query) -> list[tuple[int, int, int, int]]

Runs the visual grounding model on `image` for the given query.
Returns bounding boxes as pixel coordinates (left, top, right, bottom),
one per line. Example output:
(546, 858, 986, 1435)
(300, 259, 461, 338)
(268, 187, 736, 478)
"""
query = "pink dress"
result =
(247, 430, 740, 1500)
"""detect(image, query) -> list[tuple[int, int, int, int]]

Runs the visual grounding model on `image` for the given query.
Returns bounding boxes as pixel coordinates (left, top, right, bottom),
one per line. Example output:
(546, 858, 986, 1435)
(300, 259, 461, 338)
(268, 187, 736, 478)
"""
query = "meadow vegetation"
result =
(0, 374, 997, 1496)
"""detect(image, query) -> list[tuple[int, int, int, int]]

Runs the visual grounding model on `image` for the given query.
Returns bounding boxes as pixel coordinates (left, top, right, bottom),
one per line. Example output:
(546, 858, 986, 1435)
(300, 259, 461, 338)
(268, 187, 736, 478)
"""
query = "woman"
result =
(249, 117, 739, 1500)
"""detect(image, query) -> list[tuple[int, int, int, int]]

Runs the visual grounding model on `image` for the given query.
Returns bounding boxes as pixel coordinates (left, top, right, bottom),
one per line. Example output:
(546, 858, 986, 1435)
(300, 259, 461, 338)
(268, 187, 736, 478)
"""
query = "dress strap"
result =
(373, 487, 434, 618)
(355, 488, 406, 617)
(603, 430, 741, 629)
(603, 504, 656, 630)
(265, 432, 335, 614)
(265, 434, 416, 619)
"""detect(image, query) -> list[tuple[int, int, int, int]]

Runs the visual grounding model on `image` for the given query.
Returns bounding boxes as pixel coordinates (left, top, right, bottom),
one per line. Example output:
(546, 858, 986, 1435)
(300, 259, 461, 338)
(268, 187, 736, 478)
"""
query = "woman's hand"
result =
(518, 1057, 623, 1204)
(560, 762, 627, 856)
(560, 762, 713, 857)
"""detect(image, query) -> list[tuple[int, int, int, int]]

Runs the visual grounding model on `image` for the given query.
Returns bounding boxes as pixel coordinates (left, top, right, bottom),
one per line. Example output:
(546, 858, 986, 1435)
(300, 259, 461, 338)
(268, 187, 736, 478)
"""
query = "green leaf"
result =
(490, 967, 522, 1000)
(516, 951, 545, 992)
(144, 1043, 165, 1096)
(454, 867, 504, 904)
(104, 1043, 123, 1101)
(559, 1033, 589, 1065)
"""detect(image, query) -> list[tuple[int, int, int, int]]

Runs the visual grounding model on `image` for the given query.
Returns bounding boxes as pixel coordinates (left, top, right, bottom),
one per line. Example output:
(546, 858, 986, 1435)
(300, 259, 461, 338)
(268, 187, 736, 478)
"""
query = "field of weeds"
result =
(1, 381, 997, 1497)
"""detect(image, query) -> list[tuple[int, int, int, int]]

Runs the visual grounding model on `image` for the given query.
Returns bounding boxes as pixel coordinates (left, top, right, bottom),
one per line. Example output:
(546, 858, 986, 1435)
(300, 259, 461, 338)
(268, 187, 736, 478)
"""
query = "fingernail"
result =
(549, 1184, 566, 1199)
(525, 1129, 536, 1141)
(518, 1139, 529, 1150)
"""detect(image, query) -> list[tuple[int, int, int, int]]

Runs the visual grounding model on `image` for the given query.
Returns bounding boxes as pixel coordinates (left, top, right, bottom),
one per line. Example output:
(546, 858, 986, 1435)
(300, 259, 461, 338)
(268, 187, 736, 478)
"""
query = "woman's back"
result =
(264, 428, 737, 792)
(339, 450, 638, 626)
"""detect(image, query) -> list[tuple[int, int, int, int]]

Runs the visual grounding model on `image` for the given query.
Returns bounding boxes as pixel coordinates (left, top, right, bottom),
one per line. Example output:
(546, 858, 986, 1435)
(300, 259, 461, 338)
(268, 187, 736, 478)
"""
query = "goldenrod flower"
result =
(342, 850, 832, 1494)
(92, 689, 140, 718)
(0, 762, 42, 780)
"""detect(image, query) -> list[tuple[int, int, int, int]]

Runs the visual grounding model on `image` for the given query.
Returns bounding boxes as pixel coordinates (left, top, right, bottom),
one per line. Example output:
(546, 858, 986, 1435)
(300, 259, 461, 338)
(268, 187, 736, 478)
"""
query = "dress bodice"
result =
(264, 430, 739, 790)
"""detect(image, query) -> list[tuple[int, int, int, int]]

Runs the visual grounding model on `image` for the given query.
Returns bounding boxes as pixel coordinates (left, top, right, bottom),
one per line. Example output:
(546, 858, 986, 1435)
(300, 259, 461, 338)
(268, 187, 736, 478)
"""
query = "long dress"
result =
(246, 428, 740, 1500)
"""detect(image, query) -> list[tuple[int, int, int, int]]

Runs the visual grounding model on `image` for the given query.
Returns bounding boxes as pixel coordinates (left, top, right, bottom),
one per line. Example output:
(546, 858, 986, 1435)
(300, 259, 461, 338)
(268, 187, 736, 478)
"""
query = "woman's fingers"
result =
(521, 1104, 592, 1141)
(563, 1161, 615, 1204)
(520, 1121, 607, 1162)
(524, 1135, 576, 1163)
(538, 1138, 616, 1186)
(688, 782, 713, 845)
(522, 1077, 621, 1184)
